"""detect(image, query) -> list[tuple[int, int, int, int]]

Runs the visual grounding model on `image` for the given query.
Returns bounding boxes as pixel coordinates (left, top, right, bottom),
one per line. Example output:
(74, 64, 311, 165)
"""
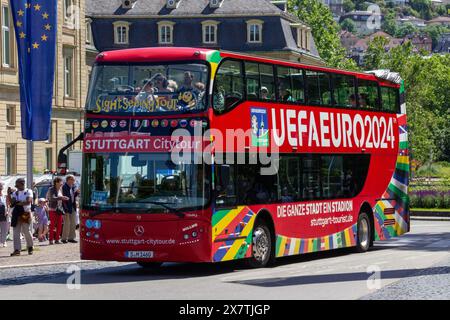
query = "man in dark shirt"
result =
(62, 175, 79, 243)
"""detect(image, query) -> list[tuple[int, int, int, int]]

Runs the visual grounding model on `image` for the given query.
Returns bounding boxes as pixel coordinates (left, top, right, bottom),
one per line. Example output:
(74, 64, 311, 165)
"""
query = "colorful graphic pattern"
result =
(212, 206, 256, 262)
(373, 82, 409, 240)
(276, 224, 358, 257)
(206, 51, 222, 95)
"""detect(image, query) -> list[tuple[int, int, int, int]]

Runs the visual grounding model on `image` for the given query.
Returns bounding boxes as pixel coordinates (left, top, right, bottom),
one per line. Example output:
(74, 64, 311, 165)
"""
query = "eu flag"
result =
(9, 0, 57, 141)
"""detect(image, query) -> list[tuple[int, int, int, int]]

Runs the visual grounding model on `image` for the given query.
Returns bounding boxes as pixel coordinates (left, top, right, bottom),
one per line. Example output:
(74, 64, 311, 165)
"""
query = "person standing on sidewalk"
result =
(62, 175, 78, 244)
(46, 177, 69, 245)
(0, 182, 9, 247)
(9, 178, 34, 256)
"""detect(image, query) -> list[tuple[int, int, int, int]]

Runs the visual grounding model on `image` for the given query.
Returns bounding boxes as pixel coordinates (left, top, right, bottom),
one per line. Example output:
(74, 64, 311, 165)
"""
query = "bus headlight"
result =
(93, 220, 102, 229)
(85, 220, 93, 229)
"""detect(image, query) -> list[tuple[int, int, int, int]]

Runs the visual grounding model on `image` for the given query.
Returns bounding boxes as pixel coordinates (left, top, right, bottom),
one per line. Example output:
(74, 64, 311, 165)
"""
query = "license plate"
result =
(125, 251, 154, 259)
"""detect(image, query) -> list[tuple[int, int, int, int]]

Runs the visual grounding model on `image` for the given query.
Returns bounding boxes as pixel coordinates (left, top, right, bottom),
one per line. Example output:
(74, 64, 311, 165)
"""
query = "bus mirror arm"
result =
(57, 132, 85, 175)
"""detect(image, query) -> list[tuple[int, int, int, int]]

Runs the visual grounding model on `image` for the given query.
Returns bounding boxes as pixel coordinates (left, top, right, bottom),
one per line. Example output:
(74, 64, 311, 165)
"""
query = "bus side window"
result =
(302, 155, 321, 200)
(334, 74, 356, 108)
(358, 79, 380, 110)
(215, 160, 237, 208)
(214, 60, 244, 113)
(381, 86, 399, 113)
(290, 68, 305, 103)
(305, 71, 331, 105)
(245, 62, 260, 100)
(259, 64, 276, 101)
(276, 66, 294, 103)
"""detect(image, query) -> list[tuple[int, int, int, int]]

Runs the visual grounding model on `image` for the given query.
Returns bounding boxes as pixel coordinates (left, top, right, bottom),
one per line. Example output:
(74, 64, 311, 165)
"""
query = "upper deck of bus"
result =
(95, 47, 400, 89)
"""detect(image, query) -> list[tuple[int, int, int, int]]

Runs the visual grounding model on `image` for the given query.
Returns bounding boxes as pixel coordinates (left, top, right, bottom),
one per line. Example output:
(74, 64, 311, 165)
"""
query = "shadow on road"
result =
(1, 230, 449, 287)
(227, 266, 450, 288)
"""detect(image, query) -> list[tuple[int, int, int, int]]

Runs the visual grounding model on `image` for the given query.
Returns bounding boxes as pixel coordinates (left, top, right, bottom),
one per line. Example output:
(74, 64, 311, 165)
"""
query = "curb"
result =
(0, 260, 86, 270)
(411, 216, 450, 222)
(411, 211, 450, 218)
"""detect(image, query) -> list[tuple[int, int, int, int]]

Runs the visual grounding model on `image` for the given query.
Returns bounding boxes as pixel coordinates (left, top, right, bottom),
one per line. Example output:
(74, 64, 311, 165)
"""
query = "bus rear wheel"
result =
(246, 220, 274, 268)
(355, 212, 371, 253)
(137, 262, 163, 269)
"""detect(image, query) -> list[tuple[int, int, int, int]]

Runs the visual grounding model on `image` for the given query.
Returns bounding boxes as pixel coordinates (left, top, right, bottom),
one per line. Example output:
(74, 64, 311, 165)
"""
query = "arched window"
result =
(202, 20, 219, 44)
(157, 21, 175, 45)
(113, 21, 130, 45)
(246, 19, 263, 43)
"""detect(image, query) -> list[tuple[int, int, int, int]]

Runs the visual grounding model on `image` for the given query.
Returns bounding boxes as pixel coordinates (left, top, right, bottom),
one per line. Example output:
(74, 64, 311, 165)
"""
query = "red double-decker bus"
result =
(80, 47, 409, 268)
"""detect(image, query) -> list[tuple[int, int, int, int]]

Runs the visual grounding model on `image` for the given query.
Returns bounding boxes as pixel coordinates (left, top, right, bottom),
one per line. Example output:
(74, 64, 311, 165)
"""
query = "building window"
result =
(64, 0, 73, 25)
(86, 19, 92, 44)
(158, 21, 175, 45)
(5, 144, 16, 175)
(202, 21, 219, 44)
(305, 28, 310, 51)
(113, 21, 130, 45)
(6, 105, 15, 126)
(2, 6, 11, 67)
(63, 48, 73, 97)
(66, 133, 73, 146)
(247, 20, 263, 43)
(45, 148, 53, 171)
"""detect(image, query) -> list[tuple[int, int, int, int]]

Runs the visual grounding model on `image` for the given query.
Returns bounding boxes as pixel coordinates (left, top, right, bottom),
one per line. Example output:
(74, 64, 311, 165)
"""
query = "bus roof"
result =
(96, 47, 214, 64)
(96, 47, 400, 88)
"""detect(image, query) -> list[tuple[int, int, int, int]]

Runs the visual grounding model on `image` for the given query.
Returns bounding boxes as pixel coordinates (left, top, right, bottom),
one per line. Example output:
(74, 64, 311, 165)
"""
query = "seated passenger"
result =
(153, 74, 171, 93)
(279, 83, 294, 102)
(167, 80, 178, 93)
(260, 87, 270, 100)
(349, 94, 357, 107)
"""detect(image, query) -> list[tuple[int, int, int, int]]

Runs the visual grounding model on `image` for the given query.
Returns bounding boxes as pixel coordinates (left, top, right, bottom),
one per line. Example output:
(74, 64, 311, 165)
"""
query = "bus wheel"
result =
(246, 220, 274, 268)
(355, 212, 371, 253)
(137, 262, 163, 269)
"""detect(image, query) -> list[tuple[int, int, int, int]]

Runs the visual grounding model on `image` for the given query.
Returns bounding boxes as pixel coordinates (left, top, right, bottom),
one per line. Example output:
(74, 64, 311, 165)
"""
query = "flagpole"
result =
(27, 140, 33, 190)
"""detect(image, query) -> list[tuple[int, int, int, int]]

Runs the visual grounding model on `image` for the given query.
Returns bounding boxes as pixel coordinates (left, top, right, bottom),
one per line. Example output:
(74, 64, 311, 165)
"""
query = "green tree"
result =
(363, 36, 389, 70)
(382, 15, 398, 36)
(340, 18, 356, 33)
(395, 22, 418, 38)
(343, 0, 355, 12)
(410, 0, 433, 20)
(424, 24, 450, 49)
(287, 0, 359, 70)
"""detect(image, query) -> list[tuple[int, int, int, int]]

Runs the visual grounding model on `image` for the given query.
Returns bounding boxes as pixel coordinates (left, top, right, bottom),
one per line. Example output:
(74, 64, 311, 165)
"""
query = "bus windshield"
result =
(86, 62, 209, 114)
(82, 153, 210, 212)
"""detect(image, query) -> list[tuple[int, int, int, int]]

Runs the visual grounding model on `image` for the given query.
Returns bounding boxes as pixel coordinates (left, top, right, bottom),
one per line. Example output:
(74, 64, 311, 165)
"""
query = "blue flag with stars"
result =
(9, 0, 57, 141)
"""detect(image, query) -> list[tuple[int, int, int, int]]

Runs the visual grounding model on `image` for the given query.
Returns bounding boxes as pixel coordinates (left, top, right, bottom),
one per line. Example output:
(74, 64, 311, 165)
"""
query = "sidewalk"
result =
(0, 232, 82, 268)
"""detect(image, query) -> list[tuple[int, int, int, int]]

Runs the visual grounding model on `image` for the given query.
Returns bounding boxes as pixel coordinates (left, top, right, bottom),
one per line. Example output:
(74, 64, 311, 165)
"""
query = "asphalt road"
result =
(0, 220, 449, 300)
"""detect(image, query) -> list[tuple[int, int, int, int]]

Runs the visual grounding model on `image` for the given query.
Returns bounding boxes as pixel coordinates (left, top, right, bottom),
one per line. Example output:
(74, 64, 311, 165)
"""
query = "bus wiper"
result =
(144, 201, 185, 218)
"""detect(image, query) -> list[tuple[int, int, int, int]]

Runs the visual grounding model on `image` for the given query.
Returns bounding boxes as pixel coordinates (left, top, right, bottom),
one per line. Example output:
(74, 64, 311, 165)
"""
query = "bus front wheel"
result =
(355, 212, 371, 253)
(246, 220, 274, 268)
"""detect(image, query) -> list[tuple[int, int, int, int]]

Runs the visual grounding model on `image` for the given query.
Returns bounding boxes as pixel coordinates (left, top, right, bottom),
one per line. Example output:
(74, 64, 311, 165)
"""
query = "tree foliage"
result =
(340, 18, 356, 33)
(287, 0, 359, 70)
(363, 38, 450, 164)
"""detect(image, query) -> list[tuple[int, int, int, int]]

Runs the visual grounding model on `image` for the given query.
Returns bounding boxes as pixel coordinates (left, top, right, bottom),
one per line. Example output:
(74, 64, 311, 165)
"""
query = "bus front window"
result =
(86, 63, 209, 113)
(82, 153, 210, 212)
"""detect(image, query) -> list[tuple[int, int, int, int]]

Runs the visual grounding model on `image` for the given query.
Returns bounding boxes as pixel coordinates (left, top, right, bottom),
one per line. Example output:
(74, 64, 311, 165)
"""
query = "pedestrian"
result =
(9, 178, 34, 256)
(0, 182, 9, 247)
(35, 198, 49, 242)
(62, 175, 79, 243)
(46, 177, 69, 245)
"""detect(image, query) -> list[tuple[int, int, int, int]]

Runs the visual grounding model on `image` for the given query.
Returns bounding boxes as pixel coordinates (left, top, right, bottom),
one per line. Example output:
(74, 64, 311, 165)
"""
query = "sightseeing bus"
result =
(80, 47, 409, 268)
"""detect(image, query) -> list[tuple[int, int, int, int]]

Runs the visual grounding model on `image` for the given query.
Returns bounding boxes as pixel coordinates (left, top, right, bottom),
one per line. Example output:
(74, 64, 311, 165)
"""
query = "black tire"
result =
(137, 262, 163, 269)
(355, 212, 371, 253)
(245, 219, 275, 268)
